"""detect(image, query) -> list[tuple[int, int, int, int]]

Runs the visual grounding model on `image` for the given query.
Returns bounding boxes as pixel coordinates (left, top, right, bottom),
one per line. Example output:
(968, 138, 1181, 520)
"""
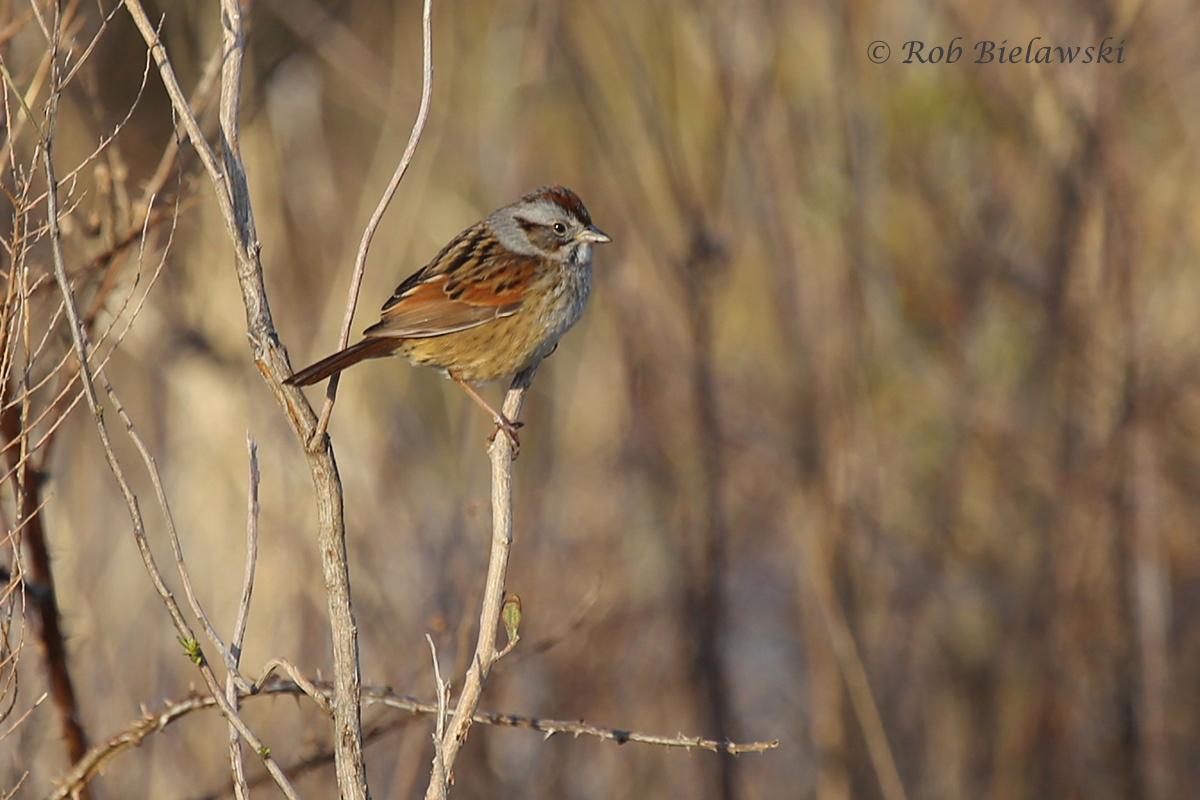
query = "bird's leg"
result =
(450, 373, 524, 450)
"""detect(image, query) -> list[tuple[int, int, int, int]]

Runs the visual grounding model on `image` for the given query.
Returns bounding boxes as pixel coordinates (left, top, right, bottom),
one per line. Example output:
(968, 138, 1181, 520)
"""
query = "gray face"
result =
(488, 199, 580, 260)
(485, 187, 608, 264)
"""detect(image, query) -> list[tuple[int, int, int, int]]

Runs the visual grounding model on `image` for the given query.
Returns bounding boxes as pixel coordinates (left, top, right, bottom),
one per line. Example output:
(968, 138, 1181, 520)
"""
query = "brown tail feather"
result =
(284, 338, 398, 386)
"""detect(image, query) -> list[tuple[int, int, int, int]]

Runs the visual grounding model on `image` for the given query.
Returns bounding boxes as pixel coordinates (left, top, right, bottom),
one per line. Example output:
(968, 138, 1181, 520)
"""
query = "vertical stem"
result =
(425, 365, 537, 798)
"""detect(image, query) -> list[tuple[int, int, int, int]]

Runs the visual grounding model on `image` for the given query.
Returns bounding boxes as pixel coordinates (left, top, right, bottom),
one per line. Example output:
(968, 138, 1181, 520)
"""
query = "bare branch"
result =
(39, 13, 301, 798)
(120, 2, 229, 216)
(0, 690, 46, 743)
(425, 364, 537, 798)
(46, 676, 779, 800)
(119, 0, 402, 794)
(53, 115, 303, 800)
(227, 436, 261, 800)
(312, 0, 434, 441)
(112, 374, 248, 685)
(425, 635, 449, 800)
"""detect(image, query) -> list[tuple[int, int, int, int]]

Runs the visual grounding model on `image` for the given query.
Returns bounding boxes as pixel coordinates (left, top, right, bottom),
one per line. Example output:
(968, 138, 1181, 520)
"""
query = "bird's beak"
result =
(577, 226, 612, 244)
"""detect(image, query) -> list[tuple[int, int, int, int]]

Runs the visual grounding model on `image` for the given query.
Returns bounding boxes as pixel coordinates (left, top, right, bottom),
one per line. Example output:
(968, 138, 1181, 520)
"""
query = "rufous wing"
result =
(364, 251, 537, 340)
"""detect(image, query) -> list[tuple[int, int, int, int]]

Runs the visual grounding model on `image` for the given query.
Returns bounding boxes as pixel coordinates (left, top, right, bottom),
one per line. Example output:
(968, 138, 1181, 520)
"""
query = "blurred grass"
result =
(4, 0, 1200, 798)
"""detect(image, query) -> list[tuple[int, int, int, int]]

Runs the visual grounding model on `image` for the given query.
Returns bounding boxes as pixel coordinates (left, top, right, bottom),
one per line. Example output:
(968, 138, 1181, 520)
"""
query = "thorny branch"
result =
(45, 675, 778, 800)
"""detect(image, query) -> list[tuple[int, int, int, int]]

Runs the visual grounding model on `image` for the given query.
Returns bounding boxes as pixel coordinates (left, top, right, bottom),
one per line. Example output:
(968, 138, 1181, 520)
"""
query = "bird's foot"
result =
(487, 415, 525, 455)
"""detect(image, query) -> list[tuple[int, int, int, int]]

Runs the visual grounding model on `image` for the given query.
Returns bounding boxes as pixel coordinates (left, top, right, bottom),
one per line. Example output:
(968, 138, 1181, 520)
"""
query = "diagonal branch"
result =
(424, 364, 537, 797)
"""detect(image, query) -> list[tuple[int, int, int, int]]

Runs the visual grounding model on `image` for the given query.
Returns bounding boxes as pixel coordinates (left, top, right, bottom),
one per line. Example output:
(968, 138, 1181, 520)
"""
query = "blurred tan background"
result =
(4, 0, 1200, 798)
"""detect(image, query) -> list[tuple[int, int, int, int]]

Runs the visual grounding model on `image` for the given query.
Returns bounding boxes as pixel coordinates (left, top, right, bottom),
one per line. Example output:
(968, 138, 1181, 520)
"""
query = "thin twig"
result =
(425, 364, 537, 799)
(0, 690, 46, 743)
(312, 0, 434, 441)
(0, 10, 94, 780)
(425, 635, 449, 800)
(45, 676, 779, 800)
(121, 0, 381, 795)
(47, 160, 302, 800)
(39, 15, 301, 800)
(71, 190, 242, 680)
(112, 371, 248, 686)
(227, 436, 261, 800)
(120, 1, 230, 217)
(231, 437, 260, 658)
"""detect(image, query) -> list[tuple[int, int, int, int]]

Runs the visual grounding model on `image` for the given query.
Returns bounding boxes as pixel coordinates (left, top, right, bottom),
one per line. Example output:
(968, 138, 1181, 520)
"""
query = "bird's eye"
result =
(552, 222, 568, 236)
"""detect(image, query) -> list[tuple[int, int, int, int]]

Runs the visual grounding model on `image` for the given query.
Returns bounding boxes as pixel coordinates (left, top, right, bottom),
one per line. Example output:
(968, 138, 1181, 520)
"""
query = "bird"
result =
(285, 186, 611, 449)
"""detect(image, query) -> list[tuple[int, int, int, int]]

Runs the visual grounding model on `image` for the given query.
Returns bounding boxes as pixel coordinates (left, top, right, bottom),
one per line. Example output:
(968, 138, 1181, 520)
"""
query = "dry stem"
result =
(227, 437, 261, 800)
(44, 674, 779, 800)
(40, 10, 300, 796)
(312, 0, 433, 440)
(423, 365, 537, 798)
